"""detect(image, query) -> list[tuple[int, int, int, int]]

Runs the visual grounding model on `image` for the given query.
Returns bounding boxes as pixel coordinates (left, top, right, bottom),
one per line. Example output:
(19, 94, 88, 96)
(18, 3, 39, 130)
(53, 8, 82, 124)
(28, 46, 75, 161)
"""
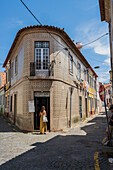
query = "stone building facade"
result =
(3, 25, 98, 131)
(99, 0, 113, 102)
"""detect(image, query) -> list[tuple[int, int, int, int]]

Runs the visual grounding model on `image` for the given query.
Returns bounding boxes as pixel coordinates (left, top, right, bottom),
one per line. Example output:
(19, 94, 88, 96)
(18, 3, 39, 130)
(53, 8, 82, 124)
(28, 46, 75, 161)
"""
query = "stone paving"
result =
(0, 110, 113, 170)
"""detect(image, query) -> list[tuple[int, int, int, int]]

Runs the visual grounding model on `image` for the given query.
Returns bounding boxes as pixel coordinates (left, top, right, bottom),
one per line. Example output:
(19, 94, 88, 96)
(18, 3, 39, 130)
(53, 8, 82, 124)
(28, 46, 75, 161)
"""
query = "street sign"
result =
(99, 84, 111, 143)
(28, 100, 35, 112)
(99, 85, 105, 101)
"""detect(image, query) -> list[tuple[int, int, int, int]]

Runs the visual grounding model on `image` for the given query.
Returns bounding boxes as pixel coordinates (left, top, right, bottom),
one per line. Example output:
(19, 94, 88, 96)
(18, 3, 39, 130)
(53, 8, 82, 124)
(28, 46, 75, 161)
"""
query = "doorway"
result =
(34, 97, 50, 130)
(79, 96, 82, 120)
(14, 94, 17, 125)
(85, 98, 88, 117)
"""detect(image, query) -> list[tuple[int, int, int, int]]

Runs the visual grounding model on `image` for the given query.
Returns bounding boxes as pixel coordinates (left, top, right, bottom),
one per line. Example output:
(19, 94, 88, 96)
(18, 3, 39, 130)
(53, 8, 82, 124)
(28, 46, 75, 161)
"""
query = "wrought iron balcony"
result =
(30, 62, 54, 77)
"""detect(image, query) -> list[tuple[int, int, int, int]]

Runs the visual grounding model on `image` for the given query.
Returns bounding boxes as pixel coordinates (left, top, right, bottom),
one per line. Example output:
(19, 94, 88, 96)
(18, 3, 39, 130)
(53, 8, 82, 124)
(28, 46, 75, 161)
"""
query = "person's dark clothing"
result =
(109, 115, 113, 126)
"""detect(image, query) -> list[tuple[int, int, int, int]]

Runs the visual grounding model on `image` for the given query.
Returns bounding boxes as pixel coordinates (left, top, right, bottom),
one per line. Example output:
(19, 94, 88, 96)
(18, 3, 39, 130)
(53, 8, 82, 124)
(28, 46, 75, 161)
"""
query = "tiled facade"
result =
(3, 26, 98, 131)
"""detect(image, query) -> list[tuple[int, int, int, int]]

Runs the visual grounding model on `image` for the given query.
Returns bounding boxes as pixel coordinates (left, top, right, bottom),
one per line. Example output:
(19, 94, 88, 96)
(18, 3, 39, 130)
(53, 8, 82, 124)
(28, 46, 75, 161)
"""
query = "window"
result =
(6, 71, 7, 84)
(69, 55, 73, 73)
(78, 63, 81, 79)
(89, 76, 91, 87)
(11, 62, 13, 78)
(94, 80, 96, 90)
(87, 71, 89, 83)
(79, 96, 82, 119)
(10, 96, 13, 112)
(15, 56, 18, 74)
(84, 69, 86, 81)
(35, 41, 49, 70)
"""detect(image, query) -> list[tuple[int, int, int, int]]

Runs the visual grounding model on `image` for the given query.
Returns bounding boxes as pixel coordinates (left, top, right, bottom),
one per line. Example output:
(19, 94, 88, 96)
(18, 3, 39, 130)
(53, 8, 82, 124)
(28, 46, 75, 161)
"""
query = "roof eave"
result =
(3, 25, 98, 77)
(99, 0, 111, 23)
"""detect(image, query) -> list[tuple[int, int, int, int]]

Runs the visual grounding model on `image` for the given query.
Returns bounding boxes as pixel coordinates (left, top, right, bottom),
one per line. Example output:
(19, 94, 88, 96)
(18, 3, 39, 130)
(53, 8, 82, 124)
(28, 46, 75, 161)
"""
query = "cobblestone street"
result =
(0, 110, 113, 170)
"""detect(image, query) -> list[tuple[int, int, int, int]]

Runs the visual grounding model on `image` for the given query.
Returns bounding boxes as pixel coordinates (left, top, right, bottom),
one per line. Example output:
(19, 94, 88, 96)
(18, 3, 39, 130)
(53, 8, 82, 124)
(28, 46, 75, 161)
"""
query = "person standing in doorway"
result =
(39, 106, 47, 134)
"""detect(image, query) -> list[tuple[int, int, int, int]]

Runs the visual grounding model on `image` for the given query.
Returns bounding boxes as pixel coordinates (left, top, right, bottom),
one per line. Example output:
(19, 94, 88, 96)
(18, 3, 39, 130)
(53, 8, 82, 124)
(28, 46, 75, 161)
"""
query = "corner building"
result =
(3, 25, 98, 131)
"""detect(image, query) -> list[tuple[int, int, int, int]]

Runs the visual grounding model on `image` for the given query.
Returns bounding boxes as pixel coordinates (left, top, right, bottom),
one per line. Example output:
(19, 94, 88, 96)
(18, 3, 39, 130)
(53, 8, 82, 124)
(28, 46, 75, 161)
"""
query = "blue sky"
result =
(0, 0, 110, 83)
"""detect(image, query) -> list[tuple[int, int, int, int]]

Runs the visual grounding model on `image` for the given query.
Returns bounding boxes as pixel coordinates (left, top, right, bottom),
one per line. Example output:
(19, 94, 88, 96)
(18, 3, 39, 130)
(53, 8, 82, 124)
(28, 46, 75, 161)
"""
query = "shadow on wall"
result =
(0, 112, 109, 169)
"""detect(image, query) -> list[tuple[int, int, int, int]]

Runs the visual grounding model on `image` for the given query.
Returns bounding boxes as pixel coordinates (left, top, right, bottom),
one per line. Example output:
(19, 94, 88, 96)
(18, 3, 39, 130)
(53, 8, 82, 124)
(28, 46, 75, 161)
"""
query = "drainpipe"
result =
(69, 86, 73, 127)
(109, 23, 113, 103)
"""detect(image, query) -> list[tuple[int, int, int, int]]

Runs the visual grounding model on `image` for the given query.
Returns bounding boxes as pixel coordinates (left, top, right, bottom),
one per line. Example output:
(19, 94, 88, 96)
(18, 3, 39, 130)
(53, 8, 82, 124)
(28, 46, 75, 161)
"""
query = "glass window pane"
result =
(35, 41, 49, 48)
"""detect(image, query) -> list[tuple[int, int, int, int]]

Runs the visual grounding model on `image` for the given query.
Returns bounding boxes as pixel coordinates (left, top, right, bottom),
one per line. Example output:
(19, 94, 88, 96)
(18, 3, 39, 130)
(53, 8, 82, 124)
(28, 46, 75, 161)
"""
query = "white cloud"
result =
(103, 58, 110, 65)
(8, 18, 24, 28)
(75, 20, 111, 83)
(97, 69, 110, 83)
(92, 42, 110, 56)
(75, 20, 110, 56)
(98, 77, 109, 83)
(14, 20, 23, 26)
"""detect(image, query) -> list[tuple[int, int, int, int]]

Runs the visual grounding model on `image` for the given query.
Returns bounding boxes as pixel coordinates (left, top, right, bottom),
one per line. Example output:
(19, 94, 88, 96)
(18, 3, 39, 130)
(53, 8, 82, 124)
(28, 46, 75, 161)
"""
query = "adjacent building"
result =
(104, 83, 112, 106)
(3, 25, 98, 131)
(99, 0, 113, 103)
(96, 81, 103, 113)
(0, 72, 6, 115)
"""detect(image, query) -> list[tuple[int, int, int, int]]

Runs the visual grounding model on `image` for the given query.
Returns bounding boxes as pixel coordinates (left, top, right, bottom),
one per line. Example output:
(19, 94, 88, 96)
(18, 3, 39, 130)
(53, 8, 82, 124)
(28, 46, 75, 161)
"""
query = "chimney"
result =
(76, 42, 82, 51)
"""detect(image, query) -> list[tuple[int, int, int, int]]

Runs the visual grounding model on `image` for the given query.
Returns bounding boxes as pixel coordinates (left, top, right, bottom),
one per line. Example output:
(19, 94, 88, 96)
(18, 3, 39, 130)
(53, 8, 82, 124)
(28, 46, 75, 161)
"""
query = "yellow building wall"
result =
(88, 72, 95, 115)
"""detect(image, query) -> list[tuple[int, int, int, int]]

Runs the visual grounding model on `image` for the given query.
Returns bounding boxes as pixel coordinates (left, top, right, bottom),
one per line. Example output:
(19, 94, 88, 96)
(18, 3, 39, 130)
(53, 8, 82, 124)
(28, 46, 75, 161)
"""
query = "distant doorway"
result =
(34, 97, 50, 130)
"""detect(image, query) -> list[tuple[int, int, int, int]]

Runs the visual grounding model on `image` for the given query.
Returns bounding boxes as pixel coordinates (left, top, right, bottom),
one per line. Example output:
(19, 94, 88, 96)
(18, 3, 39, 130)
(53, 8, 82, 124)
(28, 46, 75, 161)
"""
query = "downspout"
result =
(109, 22, 113, 103)
(69, 86, 73, 127)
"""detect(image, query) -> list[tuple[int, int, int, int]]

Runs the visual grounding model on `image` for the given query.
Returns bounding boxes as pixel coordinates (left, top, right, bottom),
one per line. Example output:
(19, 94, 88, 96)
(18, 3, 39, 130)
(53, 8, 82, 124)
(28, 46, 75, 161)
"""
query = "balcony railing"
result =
(30, 62, 54, 77)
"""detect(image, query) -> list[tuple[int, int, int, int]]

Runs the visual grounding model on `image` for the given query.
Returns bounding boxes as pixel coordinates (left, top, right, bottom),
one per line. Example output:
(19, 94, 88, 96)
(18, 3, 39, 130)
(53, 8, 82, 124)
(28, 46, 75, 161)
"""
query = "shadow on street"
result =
(0, 112, 111, 170)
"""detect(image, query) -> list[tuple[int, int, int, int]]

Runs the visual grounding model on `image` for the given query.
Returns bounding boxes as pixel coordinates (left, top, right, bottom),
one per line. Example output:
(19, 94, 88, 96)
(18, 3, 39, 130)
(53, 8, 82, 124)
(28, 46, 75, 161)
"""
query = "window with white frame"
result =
(35, 41, 49, 70)
(69, 55, 73, 73)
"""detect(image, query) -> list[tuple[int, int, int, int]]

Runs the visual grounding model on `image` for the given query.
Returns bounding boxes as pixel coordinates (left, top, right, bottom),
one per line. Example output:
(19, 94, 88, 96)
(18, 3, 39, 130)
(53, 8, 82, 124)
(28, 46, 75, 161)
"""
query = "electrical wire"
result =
(82, 33, 109, 47)
(20, 1, 109, 50)
(19, 0, 110, 79)
(19, 0, 66, 48)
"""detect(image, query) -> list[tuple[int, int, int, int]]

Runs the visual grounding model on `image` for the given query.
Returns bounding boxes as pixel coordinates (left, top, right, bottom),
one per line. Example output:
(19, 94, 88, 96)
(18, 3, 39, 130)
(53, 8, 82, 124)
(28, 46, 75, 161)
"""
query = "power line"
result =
(82, 33, 109, 47)
(19, 1, 109, 52)
(19, 0, 66, 48)
(19, 0, 110, 74)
